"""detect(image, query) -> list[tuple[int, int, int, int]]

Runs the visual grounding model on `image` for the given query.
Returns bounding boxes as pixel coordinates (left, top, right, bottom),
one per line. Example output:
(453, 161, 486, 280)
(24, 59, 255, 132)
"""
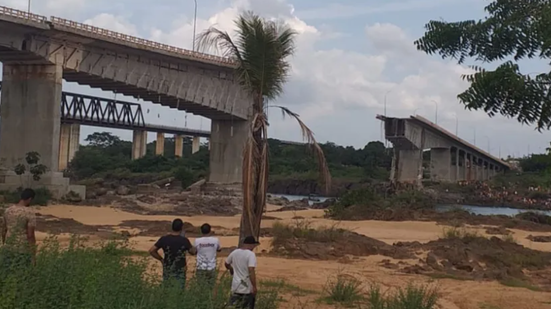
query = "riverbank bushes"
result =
(0, 238, 280, 309)
(325, 189, 436, 221)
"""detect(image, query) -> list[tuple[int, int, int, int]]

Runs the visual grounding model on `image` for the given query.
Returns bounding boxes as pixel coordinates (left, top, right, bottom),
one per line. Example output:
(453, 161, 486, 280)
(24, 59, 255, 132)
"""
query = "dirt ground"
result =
(33, 204, 551, 309)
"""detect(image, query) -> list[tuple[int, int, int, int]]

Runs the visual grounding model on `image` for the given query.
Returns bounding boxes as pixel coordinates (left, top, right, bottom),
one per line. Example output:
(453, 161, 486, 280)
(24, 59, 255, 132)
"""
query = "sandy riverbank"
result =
(31, 204, 551, 309)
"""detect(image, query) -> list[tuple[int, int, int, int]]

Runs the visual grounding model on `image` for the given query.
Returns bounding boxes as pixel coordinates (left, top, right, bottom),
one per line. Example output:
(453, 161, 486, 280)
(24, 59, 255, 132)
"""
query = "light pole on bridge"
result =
(192, 0, 198, 51)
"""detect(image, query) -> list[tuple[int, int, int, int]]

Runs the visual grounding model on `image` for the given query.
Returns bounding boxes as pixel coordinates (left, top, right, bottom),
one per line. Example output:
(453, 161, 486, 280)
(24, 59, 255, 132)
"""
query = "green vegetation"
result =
(271, 220, 344, 247)
(68, 132, 391, 192)
(415, 0, 551, 130)
(1, 187, 52, 206)
(326, 189, 435, 220)
(366, 284, 439, 309)
(0, 238, 281, 309)
(441, 227, 480, 240)
(322, 274, 363, 306)
(320, 276, 440, 309)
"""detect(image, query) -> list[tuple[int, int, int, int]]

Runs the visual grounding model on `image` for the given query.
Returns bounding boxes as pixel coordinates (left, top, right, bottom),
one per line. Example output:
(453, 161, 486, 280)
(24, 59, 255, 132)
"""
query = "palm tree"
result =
(196, 12, 331, 244)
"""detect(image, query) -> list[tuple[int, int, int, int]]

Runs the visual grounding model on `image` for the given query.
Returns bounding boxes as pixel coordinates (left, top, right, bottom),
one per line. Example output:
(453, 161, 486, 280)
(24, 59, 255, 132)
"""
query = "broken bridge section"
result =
(378, 115, 510, 185)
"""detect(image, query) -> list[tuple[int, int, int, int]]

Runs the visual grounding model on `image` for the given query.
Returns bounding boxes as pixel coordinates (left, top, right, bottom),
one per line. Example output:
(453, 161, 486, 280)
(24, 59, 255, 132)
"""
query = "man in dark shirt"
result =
(149, 219, 195, 288)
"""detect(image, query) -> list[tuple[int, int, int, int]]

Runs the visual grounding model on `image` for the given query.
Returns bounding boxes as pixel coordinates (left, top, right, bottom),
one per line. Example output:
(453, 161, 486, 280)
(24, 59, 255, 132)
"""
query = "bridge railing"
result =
(49, 16, 236, 66)
(0, 6, 47, 23)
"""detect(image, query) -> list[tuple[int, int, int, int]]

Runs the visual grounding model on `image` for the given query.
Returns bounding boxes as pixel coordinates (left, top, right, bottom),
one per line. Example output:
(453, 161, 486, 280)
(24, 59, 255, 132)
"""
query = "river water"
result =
(270, 194, 551, 217)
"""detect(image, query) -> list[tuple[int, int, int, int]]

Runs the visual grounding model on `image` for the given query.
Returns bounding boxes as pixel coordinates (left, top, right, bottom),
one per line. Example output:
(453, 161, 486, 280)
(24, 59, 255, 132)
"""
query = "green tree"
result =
(414, 0, 551, 129)
(85, 132, 122, 148)
(197, 12, 331, 243)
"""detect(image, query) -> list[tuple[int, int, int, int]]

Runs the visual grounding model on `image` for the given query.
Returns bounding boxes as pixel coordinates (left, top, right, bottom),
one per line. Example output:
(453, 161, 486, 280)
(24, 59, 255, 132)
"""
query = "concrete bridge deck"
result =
(378, 114, 509, 183)
(0, 5, 250, 120)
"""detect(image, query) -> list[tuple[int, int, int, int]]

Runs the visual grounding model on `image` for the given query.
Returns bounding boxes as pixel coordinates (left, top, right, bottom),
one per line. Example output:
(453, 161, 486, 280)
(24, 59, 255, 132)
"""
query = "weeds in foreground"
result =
(322, 274, 364, 306)
(366, 284, 439, 309)
(320, 274, 440, 309)
(0, 237, 281, 309)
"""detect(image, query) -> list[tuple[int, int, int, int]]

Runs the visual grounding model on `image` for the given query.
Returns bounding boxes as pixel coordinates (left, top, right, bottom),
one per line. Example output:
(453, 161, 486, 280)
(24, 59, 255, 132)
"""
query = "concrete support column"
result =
(0, 64, 63, 171)
(132, 130, 147, 160)
(458, 153, 466, 181)
(472, 157, 477, 181)
(483, 161, 488, 180)
(430, 148, 451, 181)
(455, 149, 459, 182)
(155, 133, 165, 156)
(465, 153, 471, 182)
(391, 149, 422, 183)
(192, 136, 200, 154)
(58, 124, 80, 171)
(209, 120, 249, 184)
(174, 134, 183, 157)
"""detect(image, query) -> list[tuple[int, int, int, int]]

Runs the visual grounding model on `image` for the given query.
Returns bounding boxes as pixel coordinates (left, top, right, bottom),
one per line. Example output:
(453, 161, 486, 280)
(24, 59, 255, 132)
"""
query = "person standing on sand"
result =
(149, 219, 196, 288)
(1, 188, 37, 267)
(194, 223, 221, 287)
(225, 236, 259, 309)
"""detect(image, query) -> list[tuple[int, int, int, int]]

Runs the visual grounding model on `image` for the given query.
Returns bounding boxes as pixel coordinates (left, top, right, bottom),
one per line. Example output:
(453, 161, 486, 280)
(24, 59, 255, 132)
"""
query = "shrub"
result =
(441, 227, 480, 240)
(366, 284, 439, 309)
(2, 187, 52, 206)
(173, 166, 197, 189)
(271, 221, 345, 247)
(322, 274, 363, 305)
(325, 188, 435, 220)
(0, 237, 281, 309)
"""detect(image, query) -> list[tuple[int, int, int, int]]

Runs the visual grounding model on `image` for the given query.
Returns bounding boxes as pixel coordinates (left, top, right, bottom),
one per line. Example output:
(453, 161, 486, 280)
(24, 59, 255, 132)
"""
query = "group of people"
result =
(148, 220, 260, 309)
(1, 189, 259, 309)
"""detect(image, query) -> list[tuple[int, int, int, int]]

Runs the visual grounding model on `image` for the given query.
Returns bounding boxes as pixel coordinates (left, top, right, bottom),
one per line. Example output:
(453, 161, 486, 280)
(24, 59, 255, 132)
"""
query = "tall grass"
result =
(0, 237, 280, 309)
(322, 274, 363, 305)
(366, 284, 439, 309)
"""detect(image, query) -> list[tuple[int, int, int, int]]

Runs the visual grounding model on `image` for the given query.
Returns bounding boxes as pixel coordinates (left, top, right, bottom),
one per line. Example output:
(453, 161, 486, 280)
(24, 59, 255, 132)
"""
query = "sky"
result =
(0, 0, 549, 157)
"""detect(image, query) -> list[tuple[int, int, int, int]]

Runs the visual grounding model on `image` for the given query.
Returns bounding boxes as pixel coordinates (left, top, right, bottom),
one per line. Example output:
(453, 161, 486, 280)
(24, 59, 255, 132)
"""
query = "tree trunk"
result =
(238, 96, 265, 245)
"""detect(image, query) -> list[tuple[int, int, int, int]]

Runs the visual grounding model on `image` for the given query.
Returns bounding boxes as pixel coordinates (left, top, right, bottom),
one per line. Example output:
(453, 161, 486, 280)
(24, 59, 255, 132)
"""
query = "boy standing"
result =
(149, 219, 195, 288)
(225, 236, 259, 309)
(194, 223, 221, 286)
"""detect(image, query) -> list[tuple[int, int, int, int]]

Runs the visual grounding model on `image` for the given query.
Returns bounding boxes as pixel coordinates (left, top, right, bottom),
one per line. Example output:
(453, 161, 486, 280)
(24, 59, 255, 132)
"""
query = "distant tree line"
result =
(66, 132, 392, 187)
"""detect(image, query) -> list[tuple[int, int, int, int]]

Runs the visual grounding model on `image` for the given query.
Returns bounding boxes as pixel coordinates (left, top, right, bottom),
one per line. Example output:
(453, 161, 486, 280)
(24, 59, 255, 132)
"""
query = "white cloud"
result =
(0, 0, 547, 155)
(84, 13, 138, 35)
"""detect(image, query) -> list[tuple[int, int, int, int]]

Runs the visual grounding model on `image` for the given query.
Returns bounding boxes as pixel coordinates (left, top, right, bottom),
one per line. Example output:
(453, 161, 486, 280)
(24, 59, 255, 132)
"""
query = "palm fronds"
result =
(273, 105, 332, 194)
(196, 12, 331, 243)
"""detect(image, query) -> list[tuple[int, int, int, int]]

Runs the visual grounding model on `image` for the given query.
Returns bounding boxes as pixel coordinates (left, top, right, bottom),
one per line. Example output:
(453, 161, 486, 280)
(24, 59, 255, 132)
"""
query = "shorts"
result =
(229, 293, 255, 309)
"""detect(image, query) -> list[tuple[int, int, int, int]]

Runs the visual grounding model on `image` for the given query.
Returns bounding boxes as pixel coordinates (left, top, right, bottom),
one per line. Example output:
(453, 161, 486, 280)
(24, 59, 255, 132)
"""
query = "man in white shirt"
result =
(225, 236, 259, 309)
(194, 223, 221, 286)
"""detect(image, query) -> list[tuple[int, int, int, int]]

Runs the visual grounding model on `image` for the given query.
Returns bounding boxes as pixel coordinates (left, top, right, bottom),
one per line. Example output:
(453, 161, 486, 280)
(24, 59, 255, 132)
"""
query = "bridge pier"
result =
(192, 136, 200, 154)
(59, 124, 80, 171)
(155, 133, 165, 156)
(430, 148, 451, 181)
(208, 119, 249, 185)
(0, 63, 85, 198)
(0, 63, 62, 171)
(132, 130, 147, 159)
(391, 149, 422, 184)
(174, 134, 183, 157)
